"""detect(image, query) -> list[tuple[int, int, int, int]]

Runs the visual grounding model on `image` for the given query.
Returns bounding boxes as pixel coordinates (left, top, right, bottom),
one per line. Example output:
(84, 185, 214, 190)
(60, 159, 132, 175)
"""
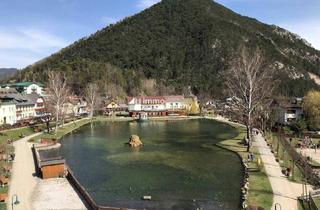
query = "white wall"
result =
(16, 105, 36, 121)
(165, 102, 185, 110)
(25, 84, 43, 95)
(0, 103, 16, 125)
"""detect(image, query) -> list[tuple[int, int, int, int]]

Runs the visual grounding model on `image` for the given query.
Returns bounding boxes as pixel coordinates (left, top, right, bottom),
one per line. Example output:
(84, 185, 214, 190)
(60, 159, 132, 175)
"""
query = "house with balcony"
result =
(274, 98, 303, 124)
(5, 93, 38, 122)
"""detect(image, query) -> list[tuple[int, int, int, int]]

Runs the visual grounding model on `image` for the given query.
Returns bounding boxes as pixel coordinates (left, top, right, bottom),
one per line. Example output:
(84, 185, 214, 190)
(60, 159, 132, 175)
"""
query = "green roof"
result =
(3, 82, 44, 88)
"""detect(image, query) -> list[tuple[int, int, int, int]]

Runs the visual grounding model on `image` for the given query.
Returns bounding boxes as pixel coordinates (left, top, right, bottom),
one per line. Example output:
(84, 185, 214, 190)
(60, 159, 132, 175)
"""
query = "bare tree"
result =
(84, 83, 100, 118)
(46, 71, 70, 134)
(225, 47, 276, 151)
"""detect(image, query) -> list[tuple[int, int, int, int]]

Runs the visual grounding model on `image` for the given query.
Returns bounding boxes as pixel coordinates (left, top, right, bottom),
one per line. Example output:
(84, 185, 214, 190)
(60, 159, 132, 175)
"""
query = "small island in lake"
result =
(128, 135, 143, 148)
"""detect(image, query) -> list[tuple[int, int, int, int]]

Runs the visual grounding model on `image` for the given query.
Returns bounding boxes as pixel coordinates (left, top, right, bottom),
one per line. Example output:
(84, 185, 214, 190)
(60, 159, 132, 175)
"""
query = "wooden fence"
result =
(277, 131, 320, 187)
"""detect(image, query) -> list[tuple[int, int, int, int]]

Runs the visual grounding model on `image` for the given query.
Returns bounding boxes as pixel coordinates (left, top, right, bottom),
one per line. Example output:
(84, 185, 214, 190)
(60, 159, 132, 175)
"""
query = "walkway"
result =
(253, 133, 310, 210)
(7, 132, 87, 210)
(7, 133, 42, 210)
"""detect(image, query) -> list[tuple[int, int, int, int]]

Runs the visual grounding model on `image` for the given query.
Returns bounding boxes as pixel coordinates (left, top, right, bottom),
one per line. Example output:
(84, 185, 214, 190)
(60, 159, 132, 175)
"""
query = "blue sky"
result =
(0, 0, 319, 68)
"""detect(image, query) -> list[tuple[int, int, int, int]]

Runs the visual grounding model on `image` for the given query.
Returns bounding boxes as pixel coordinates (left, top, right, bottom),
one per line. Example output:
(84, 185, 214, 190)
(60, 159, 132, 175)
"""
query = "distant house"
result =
(0, 87, 17, 95)
(62, 97, 88, 117)
(33, 95, 46, 117)
(127, 95, 199, 117)
(165, 95, 186, 111)
(274, 98, 304, 124)
(106, 101, 128, 113)
(0, 96, 16, 125)
(128, 96, 167, 117)
(2, 82, 44, 95)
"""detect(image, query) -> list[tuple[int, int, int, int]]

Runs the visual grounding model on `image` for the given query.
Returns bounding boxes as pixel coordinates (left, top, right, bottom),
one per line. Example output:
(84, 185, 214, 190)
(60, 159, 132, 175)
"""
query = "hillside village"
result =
(0, 81, 309, 131)
(1, 0, 320, 210)
(0, 81, 202, 127)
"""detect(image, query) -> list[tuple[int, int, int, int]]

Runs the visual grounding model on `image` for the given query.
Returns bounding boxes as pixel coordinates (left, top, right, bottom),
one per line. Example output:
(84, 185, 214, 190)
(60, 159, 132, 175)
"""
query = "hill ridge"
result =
(16, 0, 320, 99)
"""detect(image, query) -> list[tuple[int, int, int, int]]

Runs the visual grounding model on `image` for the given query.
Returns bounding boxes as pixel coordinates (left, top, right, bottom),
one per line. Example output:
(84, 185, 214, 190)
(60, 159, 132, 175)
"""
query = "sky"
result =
(0, 0, 319, 69)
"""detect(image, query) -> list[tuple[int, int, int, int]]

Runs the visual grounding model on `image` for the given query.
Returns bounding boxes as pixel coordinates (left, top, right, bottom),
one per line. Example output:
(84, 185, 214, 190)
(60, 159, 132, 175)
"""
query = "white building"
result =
(275, 98, 304, 124)
(2, 82, 44, 96)
(5, 93, 37, 121)
(165, 95, 186, 111)
(128, 95, 189, 117)
(0, 98, 16, 125)
(128, 96, 167, 117)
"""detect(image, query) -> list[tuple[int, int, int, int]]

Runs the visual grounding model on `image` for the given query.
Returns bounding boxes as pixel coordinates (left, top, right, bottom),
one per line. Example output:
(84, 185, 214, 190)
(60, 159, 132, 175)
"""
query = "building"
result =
(60, 97, 88, 117)
(32, 95, 46, 117)
(0, 96, 16, 125)
(33, 143, 65, 179)
(128, 95, 199, 117)
(274, 98, 303, 124)
(165, 95, 186, 111)
(0, 87, 17, 95)
(106, 101, 128, 114)
(5, 93, 36, 121)
(2, 82, 44, 95)
(128, 96, 167, 117)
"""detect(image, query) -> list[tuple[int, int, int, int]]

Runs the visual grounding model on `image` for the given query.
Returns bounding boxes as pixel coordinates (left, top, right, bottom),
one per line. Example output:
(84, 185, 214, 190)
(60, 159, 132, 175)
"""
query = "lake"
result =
(60, 119, 243, 210)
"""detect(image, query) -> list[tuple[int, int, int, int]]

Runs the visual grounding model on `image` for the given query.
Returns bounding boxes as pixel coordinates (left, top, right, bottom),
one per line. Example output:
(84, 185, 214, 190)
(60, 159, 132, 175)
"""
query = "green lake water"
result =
(60, 119, 243, 210)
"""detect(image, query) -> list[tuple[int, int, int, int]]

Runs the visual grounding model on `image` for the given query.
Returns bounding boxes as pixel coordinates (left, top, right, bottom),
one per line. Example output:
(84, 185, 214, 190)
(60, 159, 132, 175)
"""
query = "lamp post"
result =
(11, 194, 19, 210)
(274, 203, 281, 210)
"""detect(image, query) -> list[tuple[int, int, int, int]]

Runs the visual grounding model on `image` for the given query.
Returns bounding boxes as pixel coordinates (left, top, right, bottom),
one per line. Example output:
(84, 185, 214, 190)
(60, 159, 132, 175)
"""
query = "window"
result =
(287, 109, 296, 114)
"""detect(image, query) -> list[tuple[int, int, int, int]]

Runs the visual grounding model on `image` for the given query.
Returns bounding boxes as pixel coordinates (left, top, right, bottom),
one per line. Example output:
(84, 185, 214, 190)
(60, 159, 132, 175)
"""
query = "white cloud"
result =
(0, 27, 69, 68)
(137, 0, 160, 9)
(277, 20, 320, 50)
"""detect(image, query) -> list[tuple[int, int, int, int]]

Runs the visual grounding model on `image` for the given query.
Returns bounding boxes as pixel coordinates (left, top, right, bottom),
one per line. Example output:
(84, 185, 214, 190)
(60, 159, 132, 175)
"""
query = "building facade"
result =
(128, 95, 199, 117)
(0, 97, 16, 125)
(274, 98, 304, 124)
(2, 82, 44, 95)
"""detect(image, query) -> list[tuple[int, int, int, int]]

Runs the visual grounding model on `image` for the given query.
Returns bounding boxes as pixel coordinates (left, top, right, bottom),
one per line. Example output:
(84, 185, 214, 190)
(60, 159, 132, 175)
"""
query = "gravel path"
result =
(254, 133, 310, 210)
(7, 133, 42, 210)
(7, 132, 87, 210)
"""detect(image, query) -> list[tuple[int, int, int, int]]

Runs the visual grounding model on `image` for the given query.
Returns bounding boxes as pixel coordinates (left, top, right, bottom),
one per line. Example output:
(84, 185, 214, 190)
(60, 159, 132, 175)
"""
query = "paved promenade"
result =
(254, 133, 310, 210)
(7, 132, 87, 210)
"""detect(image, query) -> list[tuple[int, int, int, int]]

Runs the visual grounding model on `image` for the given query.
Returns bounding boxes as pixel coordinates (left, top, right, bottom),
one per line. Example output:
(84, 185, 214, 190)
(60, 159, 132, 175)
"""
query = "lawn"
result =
(0, 127, 36, 144)
(217, 124, 273, 210)
(313, 196, 320, 209)
(0, 203, 5, 210)
(32, 118, 92, 142)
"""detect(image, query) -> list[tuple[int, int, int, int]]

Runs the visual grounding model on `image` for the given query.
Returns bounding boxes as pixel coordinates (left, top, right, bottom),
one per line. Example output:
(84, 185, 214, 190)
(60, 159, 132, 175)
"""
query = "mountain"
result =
(17, 0, 320, 99)
(0, 68, 18, 81)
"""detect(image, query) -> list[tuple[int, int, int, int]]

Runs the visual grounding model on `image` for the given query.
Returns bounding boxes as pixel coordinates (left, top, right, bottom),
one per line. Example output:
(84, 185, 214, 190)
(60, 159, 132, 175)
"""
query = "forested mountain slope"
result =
(17, 0, 320, 98)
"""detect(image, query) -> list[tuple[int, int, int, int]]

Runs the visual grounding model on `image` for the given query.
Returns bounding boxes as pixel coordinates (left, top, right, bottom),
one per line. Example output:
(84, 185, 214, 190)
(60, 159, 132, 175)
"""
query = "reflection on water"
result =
(60, 119, 243, 210)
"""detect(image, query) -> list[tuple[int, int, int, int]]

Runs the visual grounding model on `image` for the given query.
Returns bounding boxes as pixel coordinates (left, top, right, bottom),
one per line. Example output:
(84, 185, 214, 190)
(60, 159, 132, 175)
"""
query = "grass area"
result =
(265, 132, 304, 183)
(33, 118, 92, 142)
(0, 127, 36, 144)
(0, 203, 6, 210)
(217, 124, 273, 210)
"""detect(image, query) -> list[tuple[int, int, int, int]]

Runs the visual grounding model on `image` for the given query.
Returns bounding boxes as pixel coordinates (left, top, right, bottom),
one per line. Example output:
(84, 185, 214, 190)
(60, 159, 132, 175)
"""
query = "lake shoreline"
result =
(59, 117, 244, 210)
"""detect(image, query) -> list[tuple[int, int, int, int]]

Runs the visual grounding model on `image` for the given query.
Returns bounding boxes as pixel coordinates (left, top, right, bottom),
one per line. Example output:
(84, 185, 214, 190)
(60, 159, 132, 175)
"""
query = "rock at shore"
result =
(128, 135, 143, 148)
